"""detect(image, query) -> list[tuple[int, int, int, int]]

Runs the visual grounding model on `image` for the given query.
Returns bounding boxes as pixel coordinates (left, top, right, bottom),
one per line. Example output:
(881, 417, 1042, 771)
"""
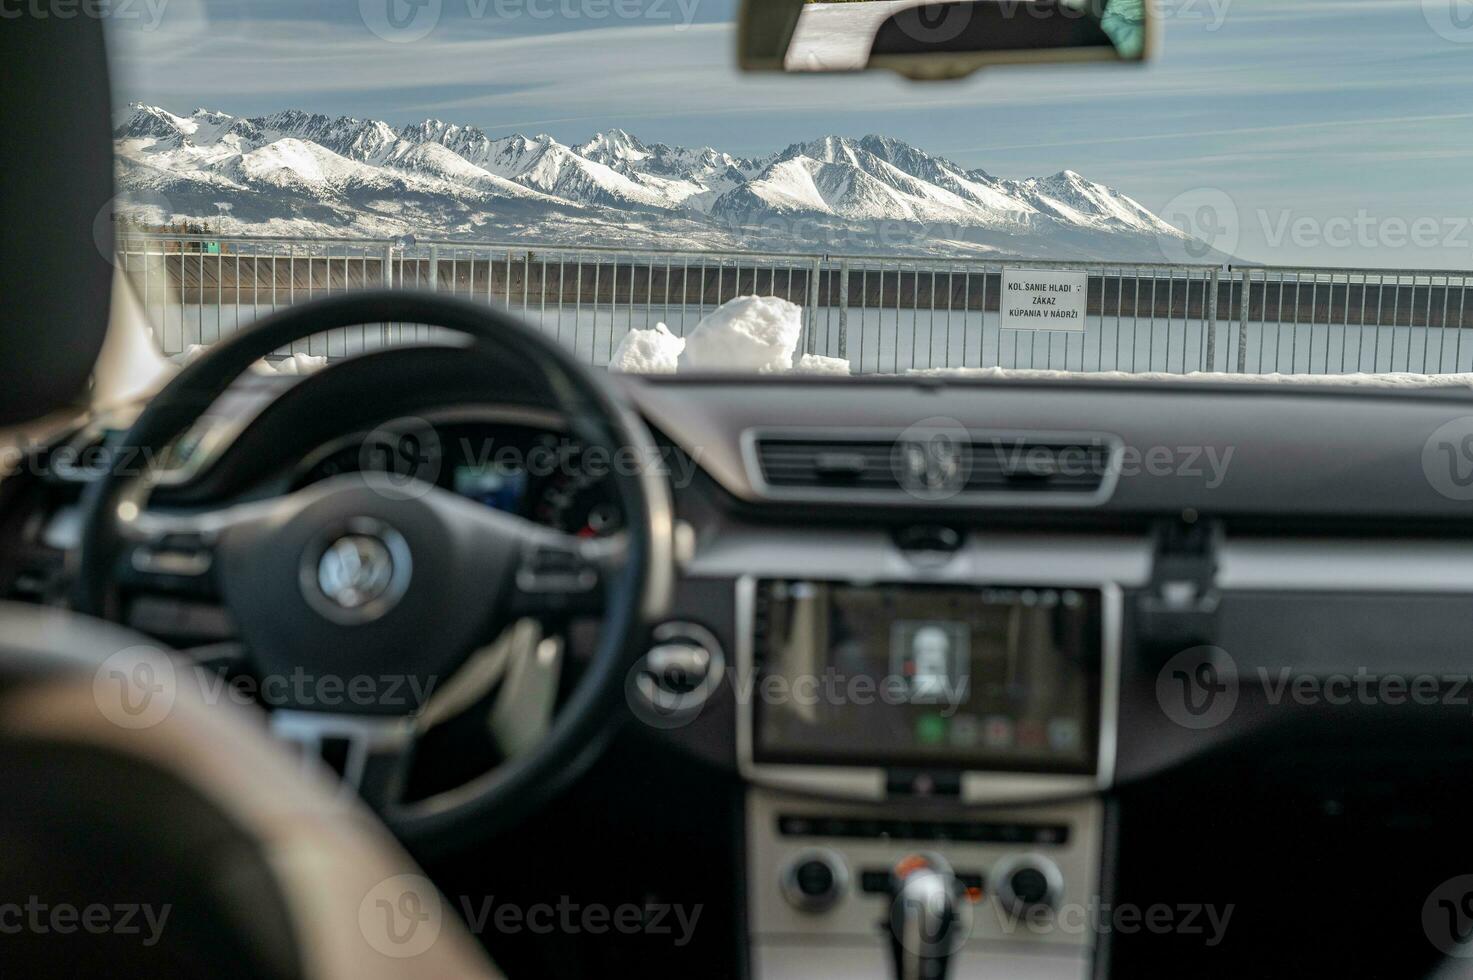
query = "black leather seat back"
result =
(0, 739, 303, 979)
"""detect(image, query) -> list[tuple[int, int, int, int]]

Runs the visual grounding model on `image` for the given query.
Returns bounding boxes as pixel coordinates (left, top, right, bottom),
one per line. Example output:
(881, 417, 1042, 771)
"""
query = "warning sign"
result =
(1000, 269, 1088, 331)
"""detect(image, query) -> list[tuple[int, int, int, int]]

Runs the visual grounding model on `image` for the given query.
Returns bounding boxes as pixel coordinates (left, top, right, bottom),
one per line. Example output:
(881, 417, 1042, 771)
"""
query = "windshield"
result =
(103, 0, 1473, 378)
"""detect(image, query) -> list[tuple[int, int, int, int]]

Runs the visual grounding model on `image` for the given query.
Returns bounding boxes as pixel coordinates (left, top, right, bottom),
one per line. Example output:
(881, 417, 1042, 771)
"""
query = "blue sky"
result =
(107, 0, 1473, 267)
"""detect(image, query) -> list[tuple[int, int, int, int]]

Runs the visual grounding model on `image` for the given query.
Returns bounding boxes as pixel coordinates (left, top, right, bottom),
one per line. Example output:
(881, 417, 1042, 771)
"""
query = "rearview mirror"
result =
(739, 0, 1149, 80)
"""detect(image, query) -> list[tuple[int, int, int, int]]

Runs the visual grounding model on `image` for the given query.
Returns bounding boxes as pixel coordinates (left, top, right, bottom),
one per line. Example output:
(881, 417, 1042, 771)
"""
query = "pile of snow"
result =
(610, 296, 854, 376)
(678, 295, 805, 374)
(609, 322, 684, 374)
(795, 353, 851, 375)
(269, 352, 329, 375)
(169, 345, 327, 375)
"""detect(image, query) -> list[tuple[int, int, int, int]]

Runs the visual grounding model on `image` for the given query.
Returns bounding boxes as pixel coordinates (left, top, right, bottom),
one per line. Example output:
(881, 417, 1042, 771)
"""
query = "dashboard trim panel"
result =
(1217, 538, 1473, 592)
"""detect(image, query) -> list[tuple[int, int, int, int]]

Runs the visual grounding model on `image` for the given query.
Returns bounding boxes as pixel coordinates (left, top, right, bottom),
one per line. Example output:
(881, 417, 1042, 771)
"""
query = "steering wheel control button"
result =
(300, 518, 412, 625)
(517, 543, 598, 593)
(991, 854, 1064, 915)
(130, 531, 214, 579)
(781, 849, 848, 913)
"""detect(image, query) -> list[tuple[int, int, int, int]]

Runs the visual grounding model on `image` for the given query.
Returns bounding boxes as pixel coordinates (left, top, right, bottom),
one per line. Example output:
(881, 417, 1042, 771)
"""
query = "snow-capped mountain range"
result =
(113, 104, 1204, 260)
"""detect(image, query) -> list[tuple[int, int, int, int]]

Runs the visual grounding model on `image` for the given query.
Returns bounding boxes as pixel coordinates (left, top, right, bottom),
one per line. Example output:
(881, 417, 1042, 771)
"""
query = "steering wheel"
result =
(74, 291, 673, 851)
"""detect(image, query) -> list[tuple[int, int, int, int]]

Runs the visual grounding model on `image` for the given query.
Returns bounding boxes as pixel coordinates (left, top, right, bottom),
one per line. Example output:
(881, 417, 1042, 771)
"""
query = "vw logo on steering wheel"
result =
(301, 519, 413, 625)
(319, 535, 395, 610)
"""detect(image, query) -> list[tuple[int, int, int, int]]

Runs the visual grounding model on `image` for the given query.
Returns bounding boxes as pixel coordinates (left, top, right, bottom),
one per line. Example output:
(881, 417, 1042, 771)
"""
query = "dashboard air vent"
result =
(750, 432, 1117, 504)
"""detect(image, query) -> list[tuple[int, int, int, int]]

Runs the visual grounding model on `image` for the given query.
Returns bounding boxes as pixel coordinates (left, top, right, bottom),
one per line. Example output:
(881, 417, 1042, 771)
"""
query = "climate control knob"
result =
(781, 849, 848, 913)
(991, 854, 1063, 915)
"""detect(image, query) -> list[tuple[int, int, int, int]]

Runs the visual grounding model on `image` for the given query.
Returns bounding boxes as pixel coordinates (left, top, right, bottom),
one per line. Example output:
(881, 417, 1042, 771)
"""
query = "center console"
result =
(732, 574, 1120, 980)
(747, 791, 1103, 980)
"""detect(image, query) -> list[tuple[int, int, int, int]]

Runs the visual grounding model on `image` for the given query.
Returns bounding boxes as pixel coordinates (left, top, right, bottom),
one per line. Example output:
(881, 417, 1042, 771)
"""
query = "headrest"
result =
(0, 14, 116, 426)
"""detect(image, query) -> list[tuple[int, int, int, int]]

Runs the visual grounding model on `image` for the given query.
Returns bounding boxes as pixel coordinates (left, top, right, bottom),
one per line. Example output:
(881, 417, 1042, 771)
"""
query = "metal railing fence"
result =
(115, 234, 1473, 375)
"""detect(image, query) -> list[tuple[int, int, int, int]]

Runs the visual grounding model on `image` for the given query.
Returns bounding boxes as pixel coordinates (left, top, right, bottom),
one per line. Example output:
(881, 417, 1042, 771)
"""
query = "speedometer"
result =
(532, 464, 624, 538)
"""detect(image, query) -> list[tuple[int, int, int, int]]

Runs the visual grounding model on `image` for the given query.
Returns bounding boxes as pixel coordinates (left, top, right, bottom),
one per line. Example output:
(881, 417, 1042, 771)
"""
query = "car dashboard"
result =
(6, 361, 1473, 979)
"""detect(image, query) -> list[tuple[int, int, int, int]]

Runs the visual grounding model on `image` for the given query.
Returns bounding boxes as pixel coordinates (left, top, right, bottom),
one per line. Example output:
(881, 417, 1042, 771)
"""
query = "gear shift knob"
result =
(887, 854, 967, 980)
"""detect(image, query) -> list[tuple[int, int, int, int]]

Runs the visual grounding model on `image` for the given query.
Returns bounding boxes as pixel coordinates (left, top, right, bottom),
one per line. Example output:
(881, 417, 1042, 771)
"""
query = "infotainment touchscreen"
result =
(750, 581, 1102, 774)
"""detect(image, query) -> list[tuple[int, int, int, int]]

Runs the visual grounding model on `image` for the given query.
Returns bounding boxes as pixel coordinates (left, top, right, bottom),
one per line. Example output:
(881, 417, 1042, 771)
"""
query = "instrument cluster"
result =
(293, 418, 624, 539)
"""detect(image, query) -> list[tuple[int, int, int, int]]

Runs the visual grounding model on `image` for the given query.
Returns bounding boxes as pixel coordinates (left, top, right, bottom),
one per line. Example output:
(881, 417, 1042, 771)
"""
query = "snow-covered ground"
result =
(143, 291, 1473, 388)
(906, 366, 1473, 387)
(599, 295, 1473, 386)
(138, 293, 1473, 378)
